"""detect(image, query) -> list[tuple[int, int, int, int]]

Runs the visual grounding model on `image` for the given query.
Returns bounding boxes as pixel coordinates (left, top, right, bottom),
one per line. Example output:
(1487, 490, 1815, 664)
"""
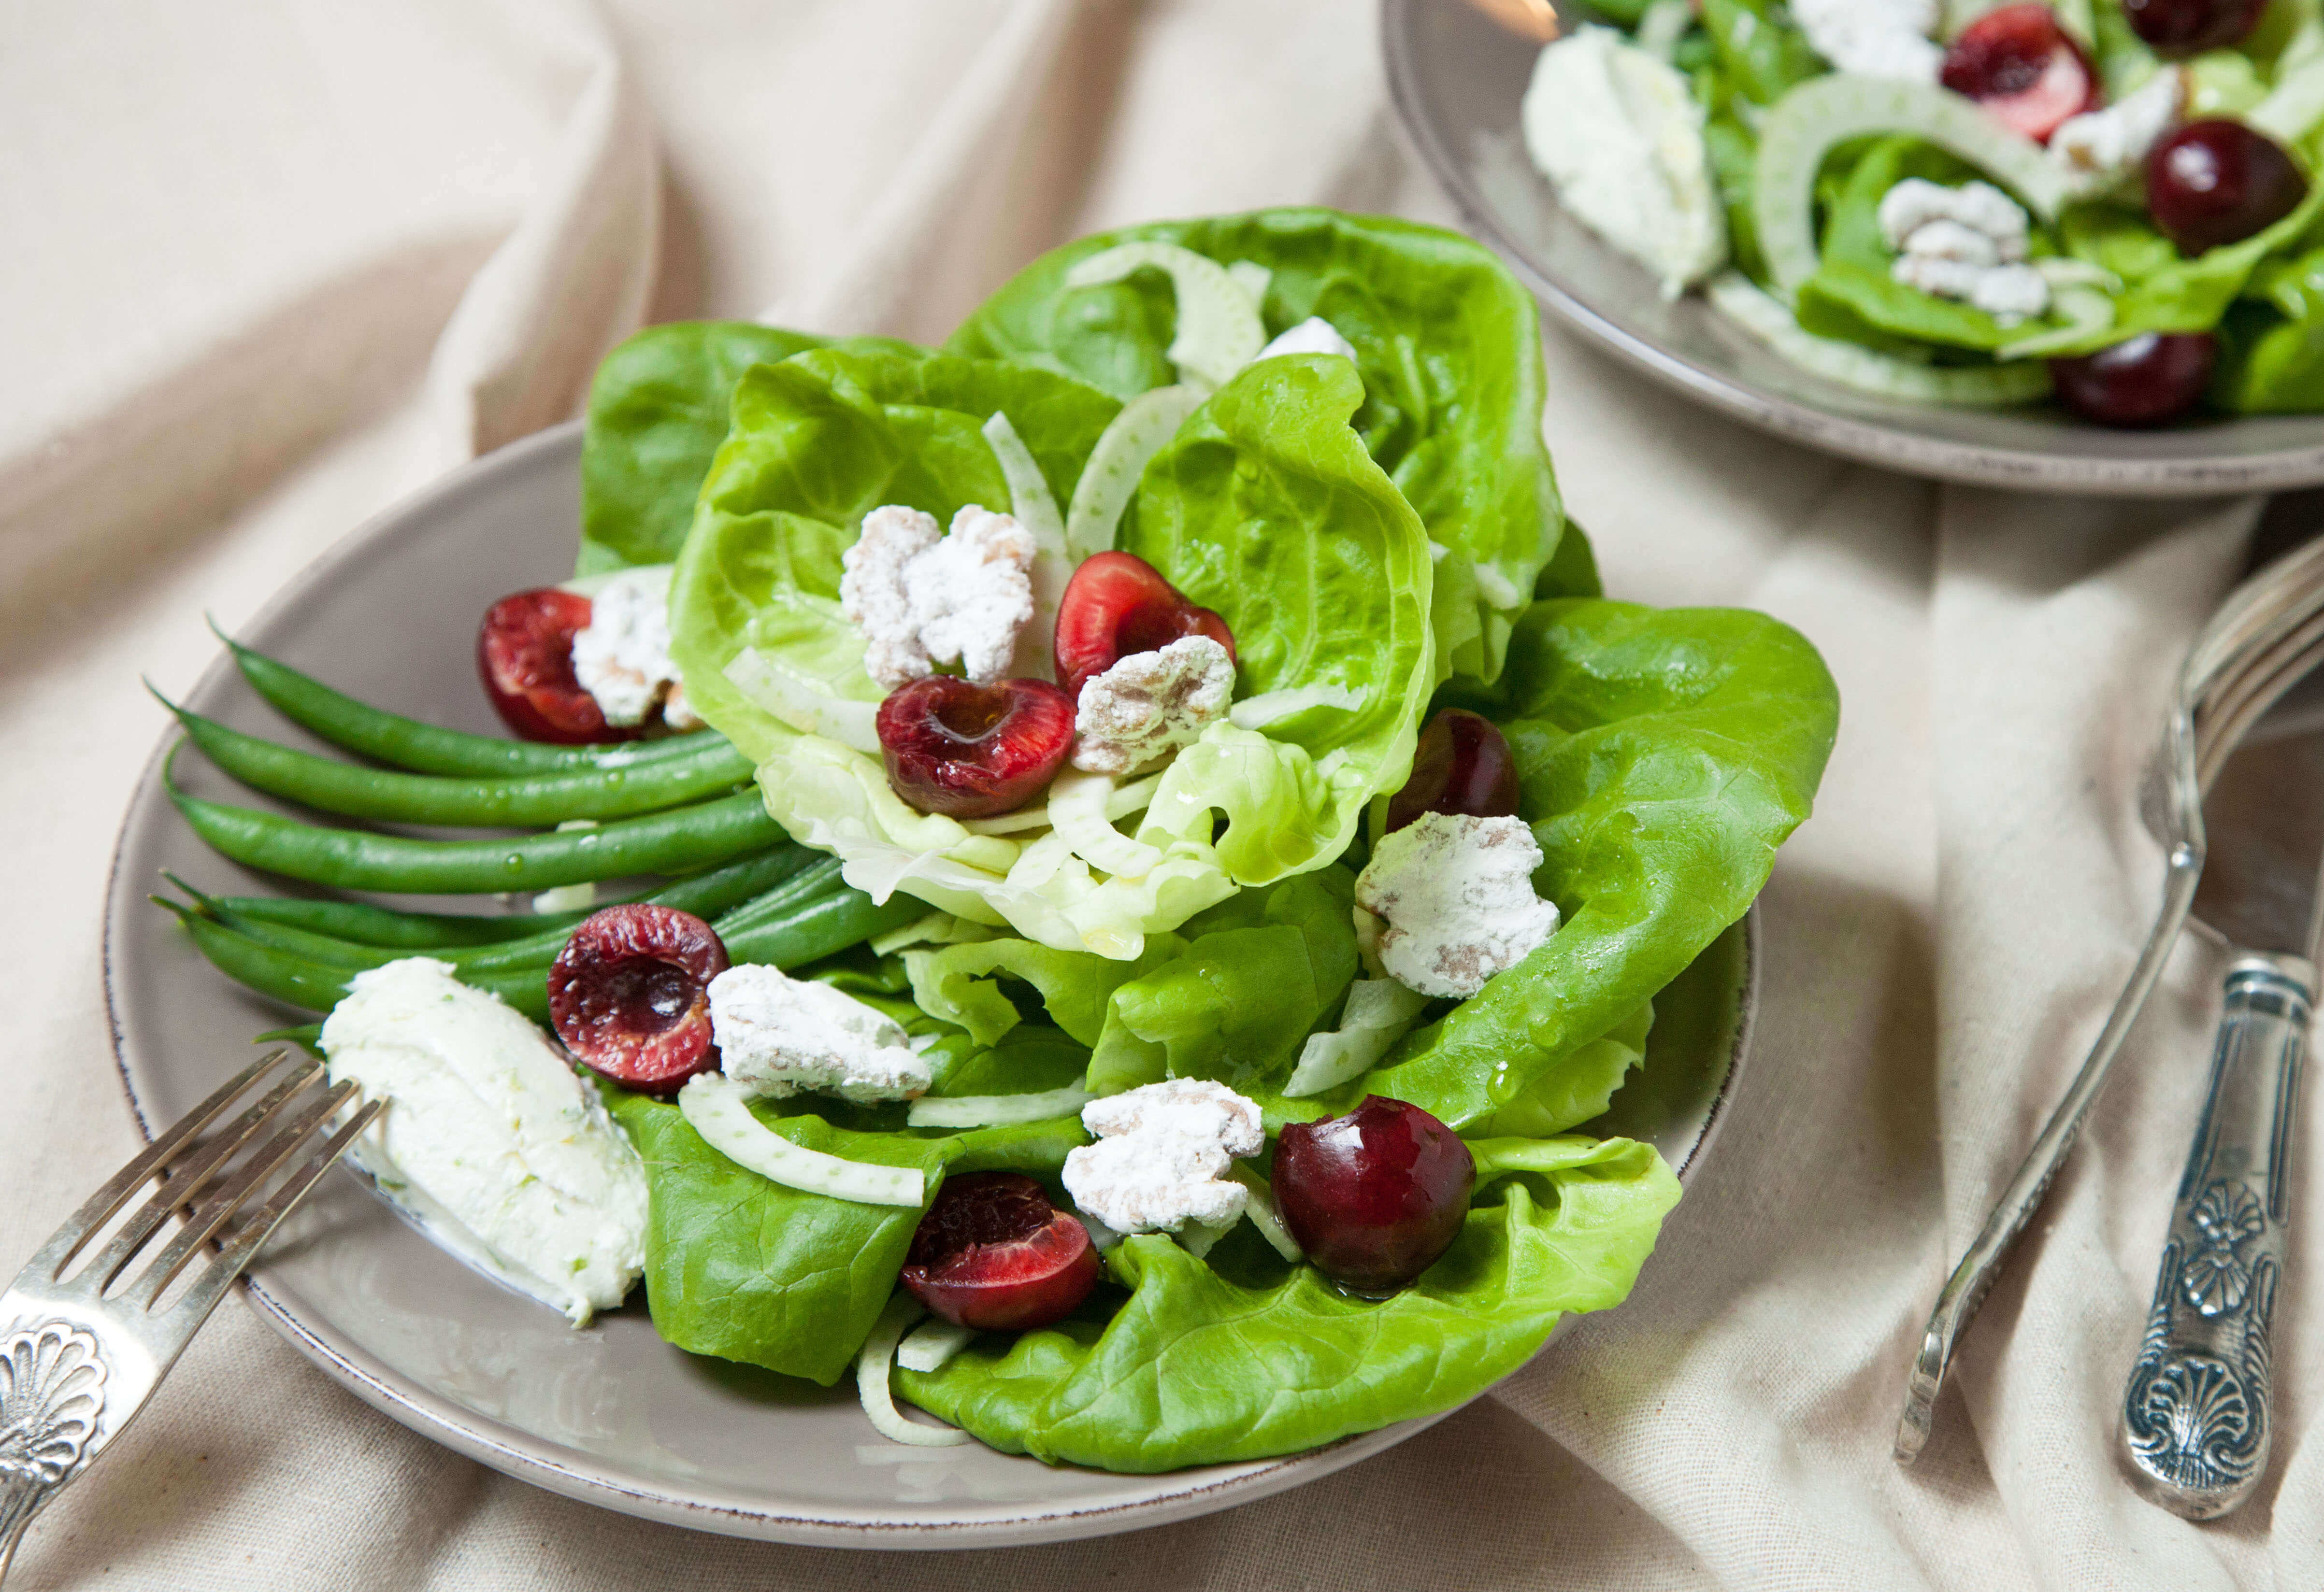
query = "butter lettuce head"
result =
(947, 207, 1560, 684)
(670, 343, 1436, 961)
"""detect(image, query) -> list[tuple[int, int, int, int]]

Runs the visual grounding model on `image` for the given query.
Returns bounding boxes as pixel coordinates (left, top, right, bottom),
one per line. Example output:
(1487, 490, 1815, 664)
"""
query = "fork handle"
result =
(2122, 953, 2314, 1519)
(0, 1318, 111, 1586)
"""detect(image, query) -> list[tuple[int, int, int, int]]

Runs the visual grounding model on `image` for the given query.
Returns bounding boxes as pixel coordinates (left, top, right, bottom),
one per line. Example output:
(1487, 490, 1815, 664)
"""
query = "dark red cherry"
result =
(2049, 333, 2216, 427)
(477, 588, 630, 745)
(1273, 1096, 1475, 1295)
(1052, 552, 1236, 703)
(876, 675, 1074, 818)
(2123, 0, 2267, 54)
(1385, 709, 1521, 834)
(547, 905, 728, 1093)
(1939, 5, 2098, 143)
(900, 1172, 1101, 1331)
(2147, 121, 2308, 256)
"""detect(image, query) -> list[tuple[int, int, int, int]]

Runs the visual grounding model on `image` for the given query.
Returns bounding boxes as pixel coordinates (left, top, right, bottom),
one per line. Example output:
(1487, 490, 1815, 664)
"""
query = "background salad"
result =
(1519, 0, 2324, 423)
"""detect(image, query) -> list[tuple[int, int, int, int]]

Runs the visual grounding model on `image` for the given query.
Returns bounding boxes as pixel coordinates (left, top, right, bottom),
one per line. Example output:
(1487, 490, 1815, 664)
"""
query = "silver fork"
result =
(0, 1049, 382, 1583)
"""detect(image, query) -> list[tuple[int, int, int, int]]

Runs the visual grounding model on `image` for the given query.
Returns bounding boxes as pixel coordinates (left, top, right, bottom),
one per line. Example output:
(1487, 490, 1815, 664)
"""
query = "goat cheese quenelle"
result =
(1519, 0, 2324, 426)
(155, 207, 1837, 1474)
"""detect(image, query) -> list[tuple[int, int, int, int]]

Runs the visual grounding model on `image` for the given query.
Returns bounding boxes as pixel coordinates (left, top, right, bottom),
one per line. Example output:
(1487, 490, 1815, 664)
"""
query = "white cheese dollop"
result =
(1257, 316, 1359, 362)
(571, 566, 702, 731)
(1069, 634, 1236, 776)
(1522, 27, 1727, 297)
(708, 963, 932, 1104)
(318, 957, 648, 1326)
(1878, 177, 2051, 325)
(1062, 1079, 1264, 1235)
(1788, 0, 1943, 82)
(1354, 812, 1561, 999)
(839, 503, 1036, 691)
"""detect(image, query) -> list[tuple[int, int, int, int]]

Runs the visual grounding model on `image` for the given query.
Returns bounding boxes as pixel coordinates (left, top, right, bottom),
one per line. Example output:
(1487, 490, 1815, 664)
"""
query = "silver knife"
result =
(2120, 693, 2324, 1518)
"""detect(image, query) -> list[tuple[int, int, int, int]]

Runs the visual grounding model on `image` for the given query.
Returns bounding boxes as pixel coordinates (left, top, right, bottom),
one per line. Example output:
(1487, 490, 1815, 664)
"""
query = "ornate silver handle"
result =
(0, 1320, 110, 1582)
(2122, 953, 2313, 1519)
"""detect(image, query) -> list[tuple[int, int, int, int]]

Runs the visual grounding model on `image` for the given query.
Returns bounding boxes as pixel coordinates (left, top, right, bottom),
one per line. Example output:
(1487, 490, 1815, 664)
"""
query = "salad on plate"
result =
(153, 207, 1838, 1473)
(1518, 0, 2324, 423)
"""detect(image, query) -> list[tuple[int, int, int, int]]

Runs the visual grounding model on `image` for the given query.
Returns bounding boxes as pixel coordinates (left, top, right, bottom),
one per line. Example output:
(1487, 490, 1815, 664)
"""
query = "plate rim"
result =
(101, 420, 1756, 1548)
(1378, 0, 2324, 497)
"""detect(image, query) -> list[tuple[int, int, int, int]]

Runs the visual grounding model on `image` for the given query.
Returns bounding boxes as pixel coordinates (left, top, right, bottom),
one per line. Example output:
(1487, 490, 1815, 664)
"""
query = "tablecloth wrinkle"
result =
(3, 0, 2314, 1586)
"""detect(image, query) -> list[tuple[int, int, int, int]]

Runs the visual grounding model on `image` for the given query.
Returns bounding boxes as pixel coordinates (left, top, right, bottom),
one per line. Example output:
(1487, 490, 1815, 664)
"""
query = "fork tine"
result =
(166, 1100, 386, 1327)
(127, 1078, 361, 1310)
(27, 1050, 304, 1280)
(76, 1056, 328, 1296)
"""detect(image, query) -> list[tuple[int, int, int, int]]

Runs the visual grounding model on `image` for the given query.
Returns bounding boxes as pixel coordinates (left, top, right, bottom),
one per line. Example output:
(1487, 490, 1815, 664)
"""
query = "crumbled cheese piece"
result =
(1877, 179, 2031, 259)
(572, 568, 695, 729)
(1891, 256, 2051, 320)
(319, 957, 648, 1325)
(839, 504, 1036, 690)
(2052, 67, 2185, 186)
(1258, 316, 1359, 361)
(1789, 0, 1942, 81)
(1878, 178, 2049, 325)
(1070, 635, 1235, 776)
(708, 963, 932, 1104)
(1521, 28, 1728, 297)
(840, 505, 942, 689)
(1354, 812, 1561, 999)
(1063, 1079, 1264, 1235)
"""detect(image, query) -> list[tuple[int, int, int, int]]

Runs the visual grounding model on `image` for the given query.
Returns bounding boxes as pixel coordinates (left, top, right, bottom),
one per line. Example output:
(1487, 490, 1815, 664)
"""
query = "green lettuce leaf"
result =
(1361, 598, 1838, 1131)
(897, 1134, 1681, 1471)
(577, 321, 912, 574)
(2214, 241, 2324, 409)
(671, 348, 1435, 960)
(605, 1089, 1086, 1385)
(947, 207, 1559, 683)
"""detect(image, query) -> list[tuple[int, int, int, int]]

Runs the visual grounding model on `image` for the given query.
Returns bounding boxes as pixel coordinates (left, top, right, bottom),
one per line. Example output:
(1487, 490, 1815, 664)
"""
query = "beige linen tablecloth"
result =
(3, 2, 2310, 1585)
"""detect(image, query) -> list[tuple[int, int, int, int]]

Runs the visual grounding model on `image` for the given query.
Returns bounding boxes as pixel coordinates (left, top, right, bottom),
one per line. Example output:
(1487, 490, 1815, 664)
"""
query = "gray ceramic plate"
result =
(1383, 0, 2324, 494)
(103, 423, 1757, 1548)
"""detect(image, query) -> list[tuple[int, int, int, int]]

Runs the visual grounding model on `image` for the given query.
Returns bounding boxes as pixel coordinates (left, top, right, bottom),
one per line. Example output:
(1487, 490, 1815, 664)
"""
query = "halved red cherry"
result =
(477, 588, 628, 745)
(901, 1172, 1100, 1331)
(1385, 709, 1521, 834)
(1274, 1096, 1475, 1296)
(2147, 120, 2308, 256)
(1053, 552, 1236, 703)
(876, 676, 1075, 818)
(548, 904, 729, 1094)
(2050, 332, 2216, 426)
(1939, 5, 2097, 143)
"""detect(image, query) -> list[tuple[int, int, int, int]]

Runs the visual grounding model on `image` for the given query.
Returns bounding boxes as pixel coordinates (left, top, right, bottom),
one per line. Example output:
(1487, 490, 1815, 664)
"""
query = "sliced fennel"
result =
(1709, 273, 2054, 404)
(678, 1073, 926, 1207)
(1754, 75, 2071, 298)
(1047, 771, 1162, 881)
(1228, 682, 1367, 731)
(1226, 259, 1272, 309)
(1178, 1216, 1237, 1259)
(1636, 0, 1692, 58)
(724, 647, 882, 753)
(1285, 978, 1435, 1097)
(1995, 284, 2116, 360)
(857, 1294, 972, 1447)
(1228, 1166, 1304, 1262)
(2252, 52, 2324, 142)
(956, 771, 1162, 837)
(896, 1317, 977, 1374)
(906, 1085, 1095, 1128)
(982, 410, 1071, 682)
(1064, 242, 1266, 388)
(1063, 384, 1208, 561)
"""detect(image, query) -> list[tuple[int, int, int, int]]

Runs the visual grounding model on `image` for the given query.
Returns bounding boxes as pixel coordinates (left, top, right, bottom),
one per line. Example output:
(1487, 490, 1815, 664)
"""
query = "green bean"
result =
(168, 905, 549, 1020)
(214, 626, 724, 777)
(169, 774, 784, 894)
(721, 886, 924, 969)
(254, 1023, 325, 1057)
(163, 694, 755, 826)
(206, 891, 593, 948)
(190, 844, 815, 952)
